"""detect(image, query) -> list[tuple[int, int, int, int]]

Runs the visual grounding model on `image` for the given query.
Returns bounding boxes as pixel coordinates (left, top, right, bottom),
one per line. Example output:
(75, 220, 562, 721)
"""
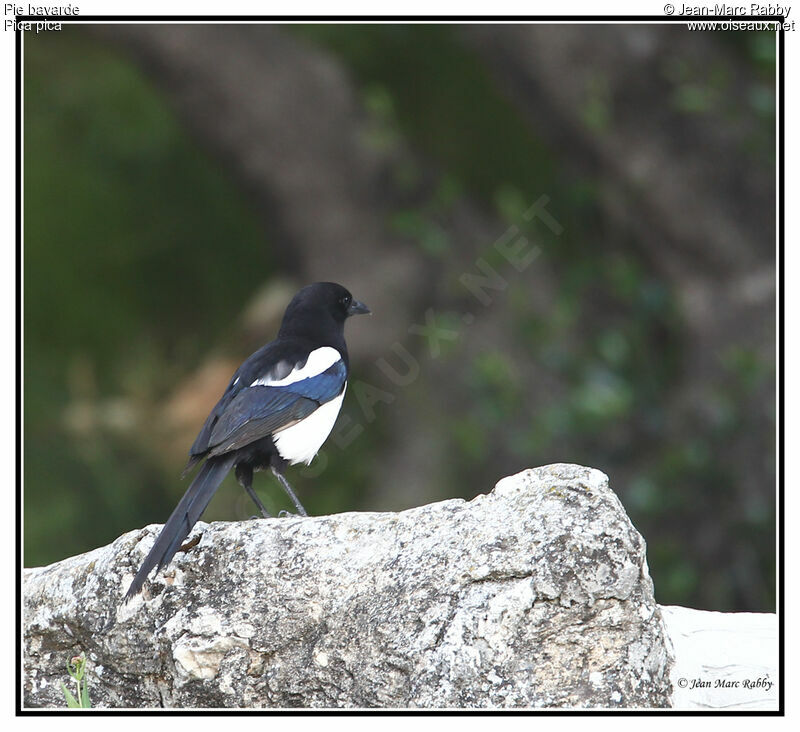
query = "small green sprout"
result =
(60, 652, 91, 708)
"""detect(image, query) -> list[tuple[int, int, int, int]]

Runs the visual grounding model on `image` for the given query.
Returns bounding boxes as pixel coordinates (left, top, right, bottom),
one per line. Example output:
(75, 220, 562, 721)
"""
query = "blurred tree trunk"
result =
(462, 24, 776, 607)
(462, 25, 775, 363)
(91, 23, 560, 511)
(90, 23, 775, 610)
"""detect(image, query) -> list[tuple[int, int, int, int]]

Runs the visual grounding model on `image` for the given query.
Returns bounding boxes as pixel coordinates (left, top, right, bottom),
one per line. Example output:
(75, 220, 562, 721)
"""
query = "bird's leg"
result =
(235, 463, 271, 518)
(270, 466, 308, 517)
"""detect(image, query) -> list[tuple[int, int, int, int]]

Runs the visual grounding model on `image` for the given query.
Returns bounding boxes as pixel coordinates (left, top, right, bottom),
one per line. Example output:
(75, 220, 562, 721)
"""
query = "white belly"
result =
(273, 388, 345, 465)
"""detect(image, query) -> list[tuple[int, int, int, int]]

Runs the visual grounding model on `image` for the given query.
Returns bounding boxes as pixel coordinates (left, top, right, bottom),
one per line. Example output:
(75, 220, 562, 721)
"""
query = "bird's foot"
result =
(248, 512, 272, 520)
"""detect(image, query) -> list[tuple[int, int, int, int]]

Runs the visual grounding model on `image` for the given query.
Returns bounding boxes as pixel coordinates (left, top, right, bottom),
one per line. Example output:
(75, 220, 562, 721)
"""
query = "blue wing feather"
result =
(272, 360, 347, 402)
(205, 360, 347, 457)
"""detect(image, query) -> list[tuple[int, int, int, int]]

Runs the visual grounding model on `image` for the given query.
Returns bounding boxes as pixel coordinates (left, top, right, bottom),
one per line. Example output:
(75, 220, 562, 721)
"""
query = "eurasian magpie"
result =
(125, 282, 370, 600)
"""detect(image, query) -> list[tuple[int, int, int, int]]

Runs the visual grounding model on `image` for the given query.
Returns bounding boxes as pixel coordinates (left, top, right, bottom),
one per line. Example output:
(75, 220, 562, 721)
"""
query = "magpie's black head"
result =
(278, 282, 370, 341)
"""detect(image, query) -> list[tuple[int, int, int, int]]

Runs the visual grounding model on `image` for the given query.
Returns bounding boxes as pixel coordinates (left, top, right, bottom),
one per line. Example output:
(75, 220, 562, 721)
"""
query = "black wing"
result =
(184, 341, 307, 472)
(187, 351, 347, 463)
(206, 388, 320, 456)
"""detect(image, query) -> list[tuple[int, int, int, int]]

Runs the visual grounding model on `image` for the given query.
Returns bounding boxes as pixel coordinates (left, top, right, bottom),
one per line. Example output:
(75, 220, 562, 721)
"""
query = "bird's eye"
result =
(341, 295, 351, 306)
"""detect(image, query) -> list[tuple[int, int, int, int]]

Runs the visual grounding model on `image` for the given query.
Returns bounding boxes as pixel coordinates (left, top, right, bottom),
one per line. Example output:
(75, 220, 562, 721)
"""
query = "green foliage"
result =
(60, 652, 91, 708)
(581, 73, 612, 132)
(293, 24, 555, 202)
(23, 25, 775, 614)
(389, 210, 450, 258)
(24, 29, 275, 565)
(470, 352, 521, 420)
(291, 24, 774, 611)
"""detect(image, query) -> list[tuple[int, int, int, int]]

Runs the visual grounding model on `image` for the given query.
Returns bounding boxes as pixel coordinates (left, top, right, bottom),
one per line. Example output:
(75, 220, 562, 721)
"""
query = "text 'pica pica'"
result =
(125, 282, 370, 600)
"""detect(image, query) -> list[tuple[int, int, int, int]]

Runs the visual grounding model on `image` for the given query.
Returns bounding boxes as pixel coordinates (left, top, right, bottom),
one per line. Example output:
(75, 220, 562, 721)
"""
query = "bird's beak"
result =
(347, 299, 371, 316)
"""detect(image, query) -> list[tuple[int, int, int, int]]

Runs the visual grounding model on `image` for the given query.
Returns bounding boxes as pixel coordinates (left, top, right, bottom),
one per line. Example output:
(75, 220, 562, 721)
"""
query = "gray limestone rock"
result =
(23, 463, 673, 708)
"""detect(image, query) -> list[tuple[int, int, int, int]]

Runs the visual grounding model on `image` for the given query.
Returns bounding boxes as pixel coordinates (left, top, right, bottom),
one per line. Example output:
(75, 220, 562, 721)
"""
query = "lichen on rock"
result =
(23, 463, 674, 708)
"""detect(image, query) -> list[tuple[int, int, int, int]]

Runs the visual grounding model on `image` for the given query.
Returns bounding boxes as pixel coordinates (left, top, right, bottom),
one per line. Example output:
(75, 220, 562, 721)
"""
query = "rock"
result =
(23, 464, 673, 708)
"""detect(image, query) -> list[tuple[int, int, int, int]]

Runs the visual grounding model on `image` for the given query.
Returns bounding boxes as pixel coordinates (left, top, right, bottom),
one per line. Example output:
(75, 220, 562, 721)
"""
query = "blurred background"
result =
(23, 23, 776, 612)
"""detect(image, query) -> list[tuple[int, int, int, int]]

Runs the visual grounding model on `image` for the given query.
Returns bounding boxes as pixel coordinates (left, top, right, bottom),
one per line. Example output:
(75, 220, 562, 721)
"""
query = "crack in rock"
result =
(23, 463, 673, 708)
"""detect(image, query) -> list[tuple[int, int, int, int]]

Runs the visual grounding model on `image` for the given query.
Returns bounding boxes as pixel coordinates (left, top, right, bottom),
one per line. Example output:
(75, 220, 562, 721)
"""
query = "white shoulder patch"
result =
(251, 346, 342, 387)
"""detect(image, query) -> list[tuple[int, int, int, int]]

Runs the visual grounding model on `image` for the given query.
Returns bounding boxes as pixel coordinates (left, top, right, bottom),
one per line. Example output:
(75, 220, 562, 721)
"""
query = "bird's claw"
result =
(248, 511, 272, 520)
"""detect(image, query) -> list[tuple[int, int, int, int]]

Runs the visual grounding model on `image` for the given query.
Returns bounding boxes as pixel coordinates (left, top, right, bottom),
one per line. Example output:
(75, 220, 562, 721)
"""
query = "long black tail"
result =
(124, 454, 237, 601)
